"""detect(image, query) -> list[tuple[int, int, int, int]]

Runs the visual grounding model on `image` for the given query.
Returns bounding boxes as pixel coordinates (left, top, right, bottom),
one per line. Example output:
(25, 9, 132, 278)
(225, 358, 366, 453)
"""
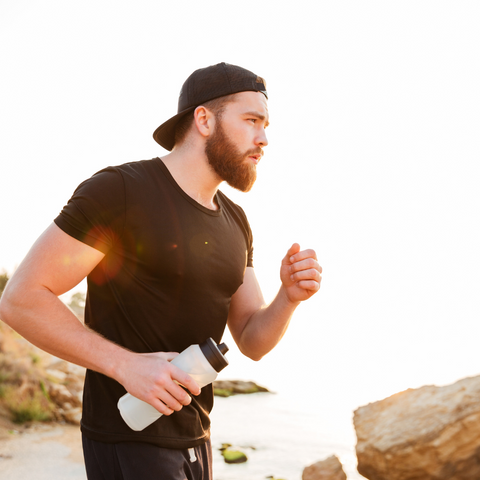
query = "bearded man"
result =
(0, 63, 322, 479)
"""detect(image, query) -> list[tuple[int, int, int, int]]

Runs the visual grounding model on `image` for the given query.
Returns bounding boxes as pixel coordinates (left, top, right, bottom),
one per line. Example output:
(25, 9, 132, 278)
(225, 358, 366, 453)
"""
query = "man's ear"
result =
(194, 106, 215, 139)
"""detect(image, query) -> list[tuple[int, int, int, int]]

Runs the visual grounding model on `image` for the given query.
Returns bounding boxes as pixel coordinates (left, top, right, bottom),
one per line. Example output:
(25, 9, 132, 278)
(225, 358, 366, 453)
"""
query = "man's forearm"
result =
(228, 246, 321, 361)
(0, 286, 132, 383)
(235, 285, 300, 361)
(0, 285, 201, 414)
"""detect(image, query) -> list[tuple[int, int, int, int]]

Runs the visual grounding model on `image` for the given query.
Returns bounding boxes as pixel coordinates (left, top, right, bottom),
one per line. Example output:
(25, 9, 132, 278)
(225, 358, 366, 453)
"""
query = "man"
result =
(0, 63, 322, 479)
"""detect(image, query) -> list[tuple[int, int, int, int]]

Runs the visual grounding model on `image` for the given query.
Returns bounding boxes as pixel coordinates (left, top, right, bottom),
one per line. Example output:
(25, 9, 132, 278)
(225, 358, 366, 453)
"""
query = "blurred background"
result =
(1, 1, 480, 478)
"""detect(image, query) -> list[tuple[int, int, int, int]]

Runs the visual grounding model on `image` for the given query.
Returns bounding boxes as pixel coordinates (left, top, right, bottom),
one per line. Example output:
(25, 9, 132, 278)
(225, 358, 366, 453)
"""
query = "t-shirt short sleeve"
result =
(233, 202, 254, 268)
(54, 167, 126, 254)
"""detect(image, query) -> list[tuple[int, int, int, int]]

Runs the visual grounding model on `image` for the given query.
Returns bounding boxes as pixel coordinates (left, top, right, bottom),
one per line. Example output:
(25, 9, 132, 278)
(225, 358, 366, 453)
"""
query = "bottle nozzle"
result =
(218, 343, 229, 355)
(199, 338, 229, 372)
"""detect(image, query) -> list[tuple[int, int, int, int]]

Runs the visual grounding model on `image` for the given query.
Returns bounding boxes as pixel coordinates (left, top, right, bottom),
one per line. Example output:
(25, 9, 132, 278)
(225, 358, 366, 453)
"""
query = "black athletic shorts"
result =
(82, 435, 213, 480)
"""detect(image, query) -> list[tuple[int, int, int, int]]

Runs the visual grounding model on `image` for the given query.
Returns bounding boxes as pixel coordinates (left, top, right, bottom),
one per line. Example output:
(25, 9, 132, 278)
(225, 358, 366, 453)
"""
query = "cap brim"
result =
(152, 106, 196, 151)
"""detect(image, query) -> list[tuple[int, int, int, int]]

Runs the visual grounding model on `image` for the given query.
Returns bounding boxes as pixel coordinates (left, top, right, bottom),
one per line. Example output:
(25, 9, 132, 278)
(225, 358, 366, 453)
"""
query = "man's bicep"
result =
(227, 267, 266, 342)
(11, 223, 105, 296)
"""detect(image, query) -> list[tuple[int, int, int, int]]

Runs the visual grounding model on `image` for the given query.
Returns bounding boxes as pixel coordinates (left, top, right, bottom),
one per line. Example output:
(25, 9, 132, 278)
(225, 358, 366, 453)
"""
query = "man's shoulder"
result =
(82, 158, 164, 191)
(68, 158, 162, 200)
(94, 157, 160, 177)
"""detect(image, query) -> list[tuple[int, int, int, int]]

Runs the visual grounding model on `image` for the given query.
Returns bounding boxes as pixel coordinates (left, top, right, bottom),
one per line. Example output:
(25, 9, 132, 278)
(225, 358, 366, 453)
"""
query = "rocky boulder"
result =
(354, 375, 480, 480)
(302, 455, 347, 480)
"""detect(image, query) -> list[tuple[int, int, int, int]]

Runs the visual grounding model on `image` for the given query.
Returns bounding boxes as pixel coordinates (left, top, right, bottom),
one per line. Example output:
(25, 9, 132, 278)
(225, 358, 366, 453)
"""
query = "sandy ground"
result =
(0, 419, 86, 480)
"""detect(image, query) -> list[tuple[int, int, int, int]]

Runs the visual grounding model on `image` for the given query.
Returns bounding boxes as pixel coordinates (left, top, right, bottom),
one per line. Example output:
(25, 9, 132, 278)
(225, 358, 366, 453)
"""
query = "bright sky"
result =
(1, 1, 480, 410)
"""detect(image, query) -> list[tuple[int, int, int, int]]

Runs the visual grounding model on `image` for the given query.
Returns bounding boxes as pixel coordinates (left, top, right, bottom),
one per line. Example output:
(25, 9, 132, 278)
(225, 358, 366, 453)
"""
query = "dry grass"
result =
(0, 322, 55, 424)
(3, 385, 53, 423)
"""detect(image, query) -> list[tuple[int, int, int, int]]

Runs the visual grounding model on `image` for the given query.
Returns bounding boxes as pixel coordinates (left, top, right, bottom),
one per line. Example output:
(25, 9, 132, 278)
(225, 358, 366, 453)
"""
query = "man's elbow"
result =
(235, 333, 269, 362)
(0, 293, 14, 326)
(0, 283, 24, 328)
(238, 344, 265, 362)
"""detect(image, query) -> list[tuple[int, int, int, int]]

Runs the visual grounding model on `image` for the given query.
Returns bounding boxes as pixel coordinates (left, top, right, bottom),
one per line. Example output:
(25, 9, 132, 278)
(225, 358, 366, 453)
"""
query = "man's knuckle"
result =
(157, 374, 169, 387)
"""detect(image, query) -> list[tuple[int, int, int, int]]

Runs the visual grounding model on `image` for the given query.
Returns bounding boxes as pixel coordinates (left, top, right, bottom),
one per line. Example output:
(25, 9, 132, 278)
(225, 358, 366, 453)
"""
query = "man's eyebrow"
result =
(243, 111, 270, 127)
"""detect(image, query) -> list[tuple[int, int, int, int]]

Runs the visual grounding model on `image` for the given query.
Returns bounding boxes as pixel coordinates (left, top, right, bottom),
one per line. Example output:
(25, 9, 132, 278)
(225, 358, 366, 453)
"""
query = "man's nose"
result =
(256, 129, 268, 148)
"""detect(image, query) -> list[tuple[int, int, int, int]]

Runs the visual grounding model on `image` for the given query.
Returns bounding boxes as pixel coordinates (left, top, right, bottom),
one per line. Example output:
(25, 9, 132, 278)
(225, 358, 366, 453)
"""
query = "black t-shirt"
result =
(54, 158, 253, 448)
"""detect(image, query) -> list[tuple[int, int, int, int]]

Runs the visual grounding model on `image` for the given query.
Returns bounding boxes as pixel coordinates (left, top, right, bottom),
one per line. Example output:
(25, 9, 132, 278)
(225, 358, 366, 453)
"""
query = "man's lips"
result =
(248, 154, 261, 165)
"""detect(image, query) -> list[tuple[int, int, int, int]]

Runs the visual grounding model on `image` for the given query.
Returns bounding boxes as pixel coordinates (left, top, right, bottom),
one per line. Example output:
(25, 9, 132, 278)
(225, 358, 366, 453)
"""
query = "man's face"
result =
(205, 91, 269, 192)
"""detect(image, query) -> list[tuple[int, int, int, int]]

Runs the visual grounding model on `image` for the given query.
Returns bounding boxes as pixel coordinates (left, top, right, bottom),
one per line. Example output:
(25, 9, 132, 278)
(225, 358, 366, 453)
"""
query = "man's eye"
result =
(249, 119, 256, 123)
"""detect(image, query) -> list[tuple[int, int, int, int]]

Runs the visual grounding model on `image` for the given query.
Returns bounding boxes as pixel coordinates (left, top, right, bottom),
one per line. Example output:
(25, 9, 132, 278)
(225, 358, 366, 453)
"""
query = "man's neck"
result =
(160, 145, 222, 211)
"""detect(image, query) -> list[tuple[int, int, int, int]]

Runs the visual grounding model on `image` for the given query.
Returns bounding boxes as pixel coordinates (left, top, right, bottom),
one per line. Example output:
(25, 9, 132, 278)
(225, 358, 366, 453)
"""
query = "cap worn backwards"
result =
(153, 62, 268, 151)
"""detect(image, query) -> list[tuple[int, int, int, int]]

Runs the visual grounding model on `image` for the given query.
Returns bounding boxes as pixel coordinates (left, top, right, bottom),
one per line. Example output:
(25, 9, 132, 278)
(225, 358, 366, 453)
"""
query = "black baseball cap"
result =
(153, 62, 268, 151)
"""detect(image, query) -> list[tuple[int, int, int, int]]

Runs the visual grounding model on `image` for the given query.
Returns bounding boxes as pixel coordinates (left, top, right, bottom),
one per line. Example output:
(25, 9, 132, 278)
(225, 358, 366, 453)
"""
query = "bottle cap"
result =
(199, 338, 229, 372)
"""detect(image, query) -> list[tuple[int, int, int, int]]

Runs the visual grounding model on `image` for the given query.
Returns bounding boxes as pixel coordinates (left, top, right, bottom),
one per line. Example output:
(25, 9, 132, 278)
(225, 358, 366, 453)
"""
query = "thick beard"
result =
(205, 118, 261, 192)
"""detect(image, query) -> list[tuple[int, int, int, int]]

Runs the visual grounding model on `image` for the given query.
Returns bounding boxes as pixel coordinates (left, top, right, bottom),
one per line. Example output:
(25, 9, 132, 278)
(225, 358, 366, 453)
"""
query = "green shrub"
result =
(5, 386, 54, 423)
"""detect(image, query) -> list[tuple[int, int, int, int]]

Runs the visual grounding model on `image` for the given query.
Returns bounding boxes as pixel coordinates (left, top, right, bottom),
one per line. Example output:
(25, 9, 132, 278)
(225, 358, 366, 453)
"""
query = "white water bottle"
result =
(117, 338, 229, 431)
